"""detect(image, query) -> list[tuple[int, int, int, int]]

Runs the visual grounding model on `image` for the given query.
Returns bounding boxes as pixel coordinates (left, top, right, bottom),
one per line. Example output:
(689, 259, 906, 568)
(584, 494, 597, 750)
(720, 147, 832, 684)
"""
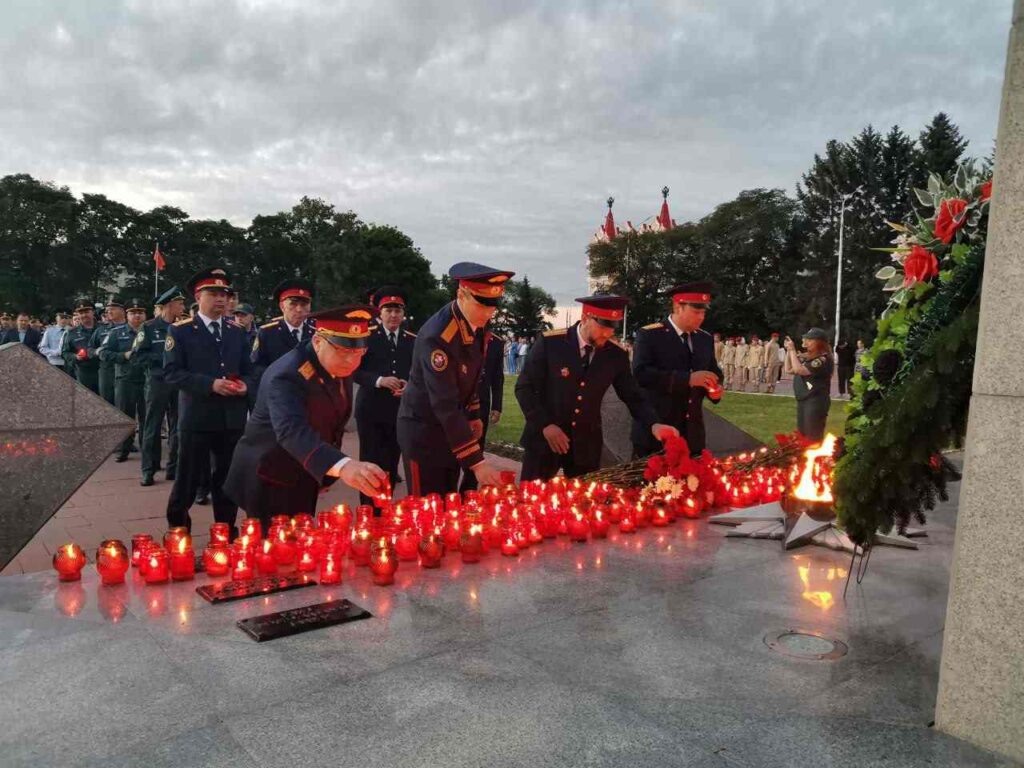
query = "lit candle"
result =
(230, 541, 254, 581)
(619, 506, 638, 534)
(350, 526, 372, 566)
(567, 509, 589, 542)
(460, 523, 484, 564)
(394, 528, 420, 562)
(291, 513, 315, 532)
(144, 548, 170, 584)
(169, 536, 196, 581)
(163, 527, 190, 552)
(209, 523, 231, 546)
(240, 517, 262, 542)
(53, 543, 87, 582)
(130, 534, 154, 568)
(500, 533, 519, 557)
(296, 546, 317, 574)
(369, 537, 398, 586)
(256, 539, 278, 575)
(270, 526, 296, 566)
(96, 539, 129, 585)
(319, 552, 342, 585)
(418, 530, 445, 568)
(590, 509, 610, 539)
(651, 500, 670, 527)
(202, 544, 230, 577)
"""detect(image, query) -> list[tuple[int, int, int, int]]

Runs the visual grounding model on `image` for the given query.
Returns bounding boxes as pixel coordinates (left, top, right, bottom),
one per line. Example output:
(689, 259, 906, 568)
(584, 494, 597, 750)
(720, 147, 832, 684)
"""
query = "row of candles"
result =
(53, 464, 800, 588)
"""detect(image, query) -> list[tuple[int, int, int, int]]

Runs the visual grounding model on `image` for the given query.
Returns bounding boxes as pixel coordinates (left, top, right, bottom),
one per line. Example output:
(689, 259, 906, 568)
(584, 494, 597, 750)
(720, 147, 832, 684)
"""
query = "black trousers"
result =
(797, 396, 831, 442)
(358, 418, 401, 506)
(458, 397, 491, 493)
(403, 457, 461, 497)
(837, 366, 853, 395)
(166, 428, 242, 531)
(520, 444, 591, 482)
(98, 363, 116, 405)
(142, 375, 179, 477)
(114, 376, 146, 458)
(75, 364, 100, 395)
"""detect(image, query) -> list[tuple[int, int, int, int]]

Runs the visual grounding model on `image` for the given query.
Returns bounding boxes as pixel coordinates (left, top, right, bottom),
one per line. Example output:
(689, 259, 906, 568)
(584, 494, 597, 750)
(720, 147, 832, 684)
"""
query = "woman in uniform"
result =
(783, 327, 833, 442)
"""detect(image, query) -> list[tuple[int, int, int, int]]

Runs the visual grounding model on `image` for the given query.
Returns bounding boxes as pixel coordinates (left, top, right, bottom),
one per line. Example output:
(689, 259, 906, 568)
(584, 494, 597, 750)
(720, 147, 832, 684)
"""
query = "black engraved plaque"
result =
(196, 573, 317, 604)
(237, 599, 373, 642)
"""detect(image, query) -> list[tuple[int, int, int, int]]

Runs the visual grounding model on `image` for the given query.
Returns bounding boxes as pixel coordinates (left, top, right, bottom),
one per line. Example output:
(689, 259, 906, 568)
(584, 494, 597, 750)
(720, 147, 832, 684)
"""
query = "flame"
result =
(797, 561, 834, 610)
(176, 537, 189, 555)
(792, 434, 837, 502)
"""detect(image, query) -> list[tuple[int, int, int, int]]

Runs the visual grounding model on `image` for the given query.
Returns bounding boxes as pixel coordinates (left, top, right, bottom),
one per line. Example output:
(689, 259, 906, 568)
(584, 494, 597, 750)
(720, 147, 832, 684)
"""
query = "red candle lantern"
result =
(445, 492, 461, 513)
(169, 536, 196, 581)
(291, 513, 315, 532)
(418, 530, 445, 568)
(130, 534, 154, 568)
(230, 541, 254, 581)
(500, 531, 519, 557)
(619, 506, 638, 534)
(256, 539, 278, 575)
(163, 526, 190, 552)
(680, 496, 702, 519)
(270, 514, 290, 529)
(240, 517, 262, 542)
(394, 527, 420, 562)
(442, 517, 461, 550)
(296, 547, 317, 573)
(332, 503, 353, 530)
(95, 540, 129, 585)
(651, 499, 670, 527)
(209, 522, 231, 546)
(590, 509, 610, 539)
(350, 526, 372, 566)
(316, 511, 335, 531)
(460, 523, 484, 564)
(202, 544, 231, 577)
(144, 548, 170, 584)
(269, 525, 296, 566)
(375, 474, 393, 507)
(567, 509, 589, 542)
(53, 543, 87, 582)
(319, 552, 342, 585)
(369, 537, 398, 586)
(607, 502, 623, 524)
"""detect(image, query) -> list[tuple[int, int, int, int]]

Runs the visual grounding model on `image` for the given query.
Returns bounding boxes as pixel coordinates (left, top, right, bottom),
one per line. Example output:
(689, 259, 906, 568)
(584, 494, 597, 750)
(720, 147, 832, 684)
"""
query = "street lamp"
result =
(834, 185, 864, 349)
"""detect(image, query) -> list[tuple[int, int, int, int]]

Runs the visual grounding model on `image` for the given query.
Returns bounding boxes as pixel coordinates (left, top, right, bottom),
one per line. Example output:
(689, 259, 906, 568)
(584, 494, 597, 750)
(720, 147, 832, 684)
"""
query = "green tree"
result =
(495, 276, 555, 338)
(917, 112, 968, 186)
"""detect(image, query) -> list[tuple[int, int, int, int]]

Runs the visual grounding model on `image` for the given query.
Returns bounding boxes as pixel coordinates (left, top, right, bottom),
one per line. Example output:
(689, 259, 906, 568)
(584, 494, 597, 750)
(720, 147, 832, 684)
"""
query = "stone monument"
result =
(0, 342, 135, 570)
(935, 1, 1024, 761)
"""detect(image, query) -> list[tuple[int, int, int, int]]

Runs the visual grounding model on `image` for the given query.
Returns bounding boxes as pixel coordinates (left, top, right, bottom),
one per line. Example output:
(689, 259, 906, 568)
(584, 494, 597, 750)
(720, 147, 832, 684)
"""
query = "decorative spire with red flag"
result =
(153, 243, 166, 272)
(657, 186, 672, 230)
(603, 196, 616, 240)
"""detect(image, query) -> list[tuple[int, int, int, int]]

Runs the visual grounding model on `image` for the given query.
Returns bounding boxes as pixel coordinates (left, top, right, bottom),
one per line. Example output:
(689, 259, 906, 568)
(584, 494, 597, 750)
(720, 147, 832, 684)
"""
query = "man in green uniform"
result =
(784, 327, 834, 442)
(61, 300, 101, 394)
(90, 298, 125, 405)
(101, 299, 148, 461)
(133, 286, 186, 486)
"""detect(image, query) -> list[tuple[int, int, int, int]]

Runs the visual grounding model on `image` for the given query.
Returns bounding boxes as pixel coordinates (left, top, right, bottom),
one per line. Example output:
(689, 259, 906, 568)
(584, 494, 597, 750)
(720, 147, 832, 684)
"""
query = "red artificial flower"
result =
(933, 197, 968, 244)
(902, 245, 940, 287)
(980, 179, 992, 202)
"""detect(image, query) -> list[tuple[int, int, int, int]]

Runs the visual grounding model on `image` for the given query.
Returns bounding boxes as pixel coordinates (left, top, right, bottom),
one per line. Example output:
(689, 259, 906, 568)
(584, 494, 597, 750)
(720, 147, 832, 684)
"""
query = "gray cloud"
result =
(0, 0, 1010, 302)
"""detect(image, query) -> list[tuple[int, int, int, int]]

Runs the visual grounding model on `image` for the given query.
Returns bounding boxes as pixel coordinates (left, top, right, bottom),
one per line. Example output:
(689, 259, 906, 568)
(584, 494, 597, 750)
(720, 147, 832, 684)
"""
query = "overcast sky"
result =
(0, 0, 1012, 303)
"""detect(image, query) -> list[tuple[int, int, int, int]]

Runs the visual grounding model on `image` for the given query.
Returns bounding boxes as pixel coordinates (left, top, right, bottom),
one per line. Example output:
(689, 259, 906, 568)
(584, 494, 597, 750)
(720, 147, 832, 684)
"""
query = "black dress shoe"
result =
(140, 475, 154, 487)
(129, 445, 139, 453)
(165, 471, 176, 481)
(114, 455, 128, 463)
(194, 493, 210, 505)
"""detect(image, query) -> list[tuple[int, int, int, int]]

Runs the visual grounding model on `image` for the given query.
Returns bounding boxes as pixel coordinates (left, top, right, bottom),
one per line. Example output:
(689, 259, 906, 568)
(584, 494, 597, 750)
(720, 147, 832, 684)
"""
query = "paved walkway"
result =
(2, 431, 520, 575)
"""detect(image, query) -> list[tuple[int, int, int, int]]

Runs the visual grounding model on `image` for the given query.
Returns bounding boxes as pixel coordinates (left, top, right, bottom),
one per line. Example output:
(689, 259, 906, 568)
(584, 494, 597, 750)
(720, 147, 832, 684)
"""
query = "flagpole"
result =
(154, 242, 159, 298)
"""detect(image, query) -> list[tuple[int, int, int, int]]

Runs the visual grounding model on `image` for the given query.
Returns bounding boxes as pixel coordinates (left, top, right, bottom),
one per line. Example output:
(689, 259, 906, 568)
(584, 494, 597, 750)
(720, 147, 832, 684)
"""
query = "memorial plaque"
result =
(196, 573, 317, 603)
(237, 599, 373, 642)
(0, 343, 135, 570)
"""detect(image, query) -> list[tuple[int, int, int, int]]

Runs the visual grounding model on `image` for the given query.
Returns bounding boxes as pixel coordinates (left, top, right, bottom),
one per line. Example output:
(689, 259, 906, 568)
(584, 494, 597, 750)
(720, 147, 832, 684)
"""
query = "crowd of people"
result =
(1, 268, 856, 536)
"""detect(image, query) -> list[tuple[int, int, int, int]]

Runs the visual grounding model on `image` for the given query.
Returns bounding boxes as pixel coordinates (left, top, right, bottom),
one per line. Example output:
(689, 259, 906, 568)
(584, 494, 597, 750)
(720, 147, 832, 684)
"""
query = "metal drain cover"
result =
(764, 629, 848, 660)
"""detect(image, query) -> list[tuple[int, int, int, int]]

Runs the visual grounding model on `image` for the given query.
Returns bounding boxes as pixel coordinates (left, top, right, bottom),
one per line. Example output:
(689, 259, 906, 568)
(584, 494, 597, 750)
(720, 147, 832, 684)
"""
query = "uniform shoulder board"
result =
(403, 329, 417, 338)
(441, 318, 459, 343)
(298, 361, 316, 380)
(542, 328, 567, 337)
(173, 318, 192, 326)
(698, 328, 712, 337)
(641, 322, 664, 330)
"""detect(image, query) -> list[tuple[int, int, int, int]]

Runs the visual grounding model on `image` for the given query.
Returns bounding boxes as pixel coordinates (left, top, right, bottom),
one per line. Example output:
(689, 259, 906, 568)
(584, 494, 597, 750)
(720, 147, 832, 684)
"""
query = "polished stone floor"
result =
(0, 481, 1017, 767)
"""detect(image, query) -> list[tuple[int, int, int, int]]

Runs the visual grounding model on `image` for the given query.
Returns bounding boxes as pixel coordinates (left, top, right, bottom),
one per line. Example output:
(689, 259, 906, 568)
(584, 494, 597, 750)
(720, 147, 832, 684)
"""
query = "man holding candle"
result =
(164, 268, 255, 535)
(397, 263, 513, 495)
(515, 293, 678, 481)
(224, 305, 388, 532)
(630, 282, 723, 459)
(251, 278, 317, 381)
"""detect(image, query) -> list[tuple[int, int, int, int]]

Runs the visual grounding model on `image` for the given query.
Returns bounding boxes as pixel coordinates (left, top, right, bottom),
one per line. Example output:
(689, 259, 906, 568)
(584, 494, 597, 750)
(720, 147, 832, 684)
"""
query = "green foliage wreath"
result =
(834, 164, 991, 547)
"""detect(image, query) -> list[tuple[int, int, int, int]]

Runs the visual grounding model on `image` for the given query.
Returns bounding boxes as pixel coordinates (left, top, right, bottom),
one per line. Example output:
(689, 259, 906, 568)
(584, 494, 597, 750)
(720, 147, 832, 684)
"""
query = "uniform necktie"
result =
(388, 331, 397, 349)
(292, 328, 300, 344)
(682, 332, 693, 352)
(210, 321, 221, 344)
(582, 344, 593, 371)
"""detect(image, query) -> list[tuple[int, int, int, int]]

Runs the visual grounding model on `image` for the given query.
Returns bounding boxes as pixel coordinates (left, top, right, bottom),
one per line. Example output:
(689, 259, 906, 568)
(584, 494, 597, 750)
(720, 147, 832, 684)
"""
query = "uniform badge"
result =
(460, 364, 467, 374)
(560, 367, 570, 378)
(430, 349, 448, 372)
(809, 358, 822, 369)
(164, 335, 175, 352)
(135, 329, 145, 344)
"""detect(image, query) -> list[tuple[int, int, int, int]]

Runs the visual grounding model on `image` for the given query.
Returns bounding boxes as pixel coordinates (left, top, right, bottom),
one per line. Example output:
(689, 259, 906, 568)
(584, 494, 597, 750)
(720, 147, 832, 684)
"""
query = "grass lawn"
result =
(487, 375, 846, 449)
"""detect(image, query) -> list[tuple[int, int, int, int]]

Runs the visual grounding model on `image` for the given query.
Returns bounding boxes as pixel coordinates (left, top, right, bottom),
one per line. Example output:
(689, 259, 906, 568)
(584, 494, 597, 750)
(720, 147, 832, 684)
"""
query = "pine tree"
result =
(917, 112, 968, 185)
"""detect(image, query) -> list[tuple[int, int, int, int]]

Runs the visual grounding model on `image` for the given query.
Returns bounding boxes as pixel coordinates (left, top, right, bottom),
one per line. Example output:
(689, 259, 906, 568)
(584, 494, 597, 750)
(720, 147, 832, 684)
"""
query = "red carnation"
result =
(980, 180, 992, 202)
(902, 245, 939, 287)
(933, 198, 968, 244)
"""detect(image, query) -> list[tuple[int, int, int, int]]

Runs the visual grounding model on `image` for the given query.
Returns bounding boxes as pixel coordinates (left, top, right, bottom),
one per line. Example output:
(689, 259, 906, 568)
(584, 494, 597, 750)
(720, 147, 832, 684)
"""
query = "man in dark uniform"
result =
(631, 282, 723, 458)
(225, 306, 387, 530)
(233, 303, 257, 348)
(252, 278, 316, 379)
(100, 298, 147, 461)
(516, 294, 676, 481)
(398, 263, 513, 495)
(164, 268, 254, 533)
(90, 298, 125, 405)
(61, 300, 101, 393)
(353, 286, 415, 505)
(784, 328, 833, 442)
(460, 330, 505, 492)
(134, 286, 186, 486)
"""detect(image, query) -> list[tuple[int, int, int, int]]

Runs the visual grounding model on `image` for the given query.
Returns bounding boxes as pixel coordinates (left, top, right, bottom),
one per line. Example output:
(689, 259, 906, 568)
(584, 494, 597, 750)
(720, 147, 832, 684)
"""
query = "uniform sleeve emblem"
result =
(560, 367, 570, 378)
(164, 334, 175, 352)
(430, 349, 448, 372)
(809, 358, 822, 369)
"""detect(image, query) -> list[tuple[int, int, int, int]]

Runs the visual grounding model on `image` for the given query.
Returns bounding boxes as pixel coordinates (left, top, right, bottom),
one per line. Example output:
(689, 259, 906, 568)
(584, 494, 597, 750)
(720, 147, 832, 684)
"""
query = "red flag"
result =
(153, 243, 166, 272)
(658, 199, 672, 230)
(603, 210, 616, 240)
